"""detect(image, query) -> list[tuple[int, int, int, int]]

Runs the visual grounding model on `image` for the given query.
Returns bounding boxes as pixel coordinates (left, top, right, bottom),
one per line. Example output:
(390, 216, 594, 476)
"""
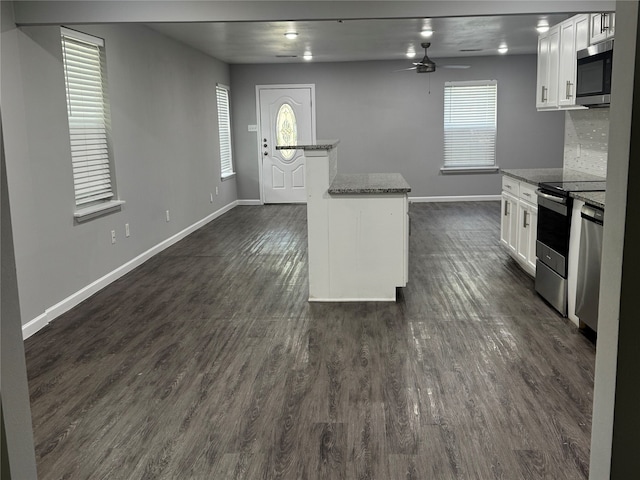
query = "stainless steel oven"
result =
(535, 188, 571, 315)
(534, 180, 607, 316)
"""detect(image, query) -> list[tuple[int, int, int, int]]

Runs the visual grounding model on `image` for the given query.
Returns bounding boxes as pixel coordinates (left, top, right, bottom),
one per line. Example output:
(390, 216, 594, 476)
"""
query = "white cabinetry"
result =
(558, 14, 589, 108)
(500, 177, 518, 254)
(589, 13, 615, 44)
(575, 14, 591, 51)
(305, 143, 409, 301)
(536, 25, 560, 109)
(516, 192, 538, 273)
(536, 13, 601, 111)
(501, 176, 538, 276)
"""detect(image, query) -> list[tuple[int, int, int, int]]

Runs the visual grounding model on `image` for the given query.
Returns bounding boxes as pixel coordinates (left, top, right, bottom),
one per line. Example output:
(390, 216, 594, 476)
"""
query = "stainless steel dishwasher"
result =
(576, 204, 604, 331)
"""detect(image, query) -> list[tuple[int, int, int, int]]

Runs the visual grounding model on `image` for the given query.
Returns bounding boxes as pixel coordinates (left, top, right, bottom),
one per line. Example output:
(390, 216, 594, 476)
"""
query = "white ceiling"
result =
(148, 13, 574, 64)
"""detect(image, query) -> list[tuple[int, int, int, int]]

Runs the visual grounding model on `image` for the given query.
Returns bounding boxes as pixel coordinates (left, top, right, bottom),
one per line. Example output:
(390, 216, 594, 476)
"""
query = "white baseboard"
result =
(409, 195, 501, 203)
(22, 200, 239, 340)
(236, 199, 262, 206)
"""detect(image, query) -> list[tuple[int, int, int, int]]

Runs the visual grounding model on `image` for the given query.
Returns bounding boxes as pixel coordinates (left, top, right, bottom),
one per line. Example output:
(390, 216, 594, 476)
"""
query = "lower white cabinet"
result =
(516, 200, 538, 274)
(500, 191, 518, 255)
(500, 176, 538, 276)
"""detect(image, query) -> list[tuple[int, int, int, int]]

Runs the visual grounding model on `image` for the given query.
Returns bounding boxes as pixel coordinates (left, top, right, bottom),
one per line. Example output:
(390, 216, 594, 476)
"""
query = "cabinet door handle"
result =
(504, 202, 509, 216)
(541, 85, 547, 103)
(601, 13, 608, 33)
(566, 81, 573, 99)
(523, 211, 529, 228)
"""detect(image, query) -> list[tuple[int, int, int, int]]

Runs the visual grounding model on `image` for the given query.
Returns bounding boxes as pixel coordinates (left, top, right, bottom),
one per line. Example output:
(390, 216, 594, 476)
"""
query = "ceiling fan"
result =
(397, 42, 470, 73)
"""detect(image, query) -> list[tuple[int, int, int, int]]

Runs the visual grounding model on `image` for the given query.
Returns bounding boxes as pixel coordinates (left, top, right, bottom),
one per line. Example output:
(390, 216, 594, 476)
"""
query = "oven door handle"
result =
(536, 190, 567, 205)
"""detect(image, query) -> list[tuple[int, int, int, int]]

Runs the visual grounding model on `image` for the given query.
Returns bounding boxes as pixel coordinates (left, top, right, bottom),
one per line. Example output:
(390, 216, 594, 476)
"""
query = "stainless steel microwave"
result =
(576, 40, 613, 106)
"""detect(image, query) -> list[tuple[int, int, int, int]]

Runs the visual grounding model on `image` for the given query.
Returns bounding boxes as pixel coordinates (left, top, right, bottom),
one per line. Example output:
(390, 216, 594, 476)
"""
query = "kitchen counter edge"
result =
(501, 168, 606, 208)
(328, 173, 411, 194)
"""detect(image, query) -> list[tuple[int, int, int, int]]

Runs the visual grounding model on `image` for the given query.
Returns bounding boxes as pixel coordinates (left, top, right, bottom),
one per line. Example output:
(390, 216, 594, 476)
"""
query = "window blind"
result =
(216, 85, 234, 177)
(443, 80, 497, 168)
(61, 29, 113, 206)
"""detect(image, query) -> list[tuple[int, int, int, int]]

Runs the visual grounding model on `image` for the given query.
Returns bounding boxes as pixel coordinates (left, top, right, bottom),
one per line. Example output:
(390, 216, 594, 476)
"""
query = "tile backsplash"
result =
(563, 108, 609, 177)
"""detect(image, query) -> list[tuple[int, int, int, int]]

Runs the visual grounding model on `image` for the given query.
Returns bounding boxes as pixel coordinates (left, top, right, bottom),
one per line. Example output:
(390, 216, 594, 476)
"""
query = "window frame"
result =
(216, 83, 235, 180)
(441, 79, 499, 173)
(61, 27, 123, 221)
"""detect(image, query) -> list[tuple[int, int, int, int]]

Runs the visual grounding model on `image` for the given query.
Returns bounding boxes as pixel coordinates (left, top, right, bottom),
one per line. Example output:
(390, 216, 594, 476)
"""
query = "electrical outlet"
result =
(210, 193, 214, 203)
(125, 223, 130, 237)
(166, 210, 170, 222)
(215, 186, 219, 196)
(111, 230, 116, 244)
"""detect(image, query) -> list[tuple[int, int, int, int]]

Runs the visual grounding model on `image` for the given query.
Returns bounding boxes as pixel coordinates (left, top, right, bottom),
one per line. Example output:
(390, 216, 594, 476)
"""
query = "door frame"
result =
(255, 84, 317, 204)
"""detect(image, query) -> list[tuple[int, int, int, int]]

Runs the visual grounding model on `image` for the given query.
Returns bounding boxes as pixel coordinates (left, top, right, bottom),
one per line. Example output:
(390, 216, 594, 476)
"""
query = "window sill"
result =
(221, 172, 236, 181)
(440, 166, 500, 174)
(74, 200, 125, 222)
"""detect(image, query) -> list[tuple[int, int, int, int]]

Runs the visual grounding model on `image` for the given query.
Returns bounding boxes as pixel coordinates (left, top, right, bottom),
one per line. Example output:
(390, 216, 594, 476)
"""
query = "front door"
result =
(258, 85, 315, 203)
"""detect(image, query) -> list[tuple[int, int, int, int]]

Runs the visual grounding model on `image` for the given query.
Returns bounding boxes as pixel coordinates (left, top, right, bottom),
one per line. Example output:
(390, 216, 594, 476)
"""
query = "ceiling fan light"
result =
(284, 31, 299, 40)
(420, 29, 433, 38)
(536, 22, 549, 33)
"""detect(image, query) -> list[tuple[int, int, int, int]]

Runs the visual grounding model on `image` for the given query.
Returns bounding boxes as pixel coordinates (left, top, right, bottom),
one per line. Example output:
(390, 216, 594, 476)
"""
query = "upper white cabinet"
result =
(558, 14, 589, 108)
(537, 13, 606, 111)
(536, 25, 560, 109)
(590, 13, 615, 44)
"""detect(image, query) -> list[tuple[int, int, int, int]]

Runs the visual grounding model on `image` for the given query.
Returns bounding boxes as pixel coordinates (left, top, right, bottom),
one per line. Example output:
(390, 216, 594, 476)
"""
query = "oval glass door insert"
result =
(276, 103, 297, 161)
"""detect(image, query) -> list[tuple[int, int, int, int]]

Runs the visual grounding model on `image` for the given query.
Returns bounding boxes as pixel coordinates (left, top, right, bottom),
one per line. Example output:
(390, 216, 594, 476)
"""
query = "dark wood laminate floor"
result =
(25, 202, 596, 480)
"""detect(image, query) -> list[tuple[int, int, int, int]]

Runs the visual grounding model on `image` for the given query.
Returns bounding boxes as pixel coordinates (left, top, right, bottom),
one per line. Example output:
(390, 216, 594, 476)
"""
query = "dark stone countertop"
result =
(501, 168, 606, 208)
(501, 168, 605, 185)
(328, 173, 411, 194)
(276, 140, 340, 151)
(571, 191, 605, 209)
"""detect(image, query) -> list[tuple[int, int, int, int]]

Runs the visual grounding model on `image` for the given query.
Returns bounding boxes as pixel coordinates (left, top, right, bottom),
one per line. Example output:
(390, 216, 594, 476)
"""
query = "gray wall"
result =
(2, 22, 236, 327)
(231, 54, 566, 200)
(2, 123, 38, 480)
(1, 5, 38, 476)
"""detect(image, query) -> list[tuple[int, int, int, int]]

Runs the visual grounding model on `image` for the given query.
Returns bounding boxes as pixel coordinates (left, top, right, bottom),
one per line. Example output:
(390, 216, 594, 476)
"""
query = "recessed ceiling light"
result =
(284, 32, 298, 40)
(303, 52, 313, 61)
(536, 21, 550, 33)
(421, 29, 433, 38)
(498, 45, 509, 54)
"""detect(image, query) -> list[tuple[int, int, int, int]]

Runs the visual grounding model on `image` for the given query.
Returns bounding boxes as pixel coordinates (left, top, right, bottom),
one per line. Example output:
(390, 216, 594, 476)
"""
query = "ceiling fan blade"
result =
(393, 66, 418, 72)
(441, 65, 471, 69)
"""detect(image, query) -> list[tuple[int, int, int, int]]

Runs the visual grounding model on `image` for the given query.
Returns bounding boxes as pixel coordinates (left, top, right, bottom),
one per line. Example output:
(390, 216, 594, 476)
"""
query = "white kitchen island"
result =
(277, 141, 410, 301)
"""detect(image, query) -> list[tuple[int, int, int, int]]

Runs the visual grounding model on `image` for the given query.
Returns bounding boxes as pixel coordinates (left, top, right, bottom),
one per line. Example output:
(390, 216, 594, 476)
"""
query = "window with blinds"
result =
(216, 84, 234, 178)
(61, 28, 114, 208)
(443, 80, 498, 170)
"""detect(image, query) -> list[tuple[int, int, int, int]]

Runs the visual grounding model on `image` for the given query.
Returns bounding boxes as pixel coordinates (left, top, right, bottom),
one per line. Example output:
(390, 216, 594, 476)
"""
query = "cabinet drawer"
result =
(519, 182, 538, 204)
(502, 176, 519, 196)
